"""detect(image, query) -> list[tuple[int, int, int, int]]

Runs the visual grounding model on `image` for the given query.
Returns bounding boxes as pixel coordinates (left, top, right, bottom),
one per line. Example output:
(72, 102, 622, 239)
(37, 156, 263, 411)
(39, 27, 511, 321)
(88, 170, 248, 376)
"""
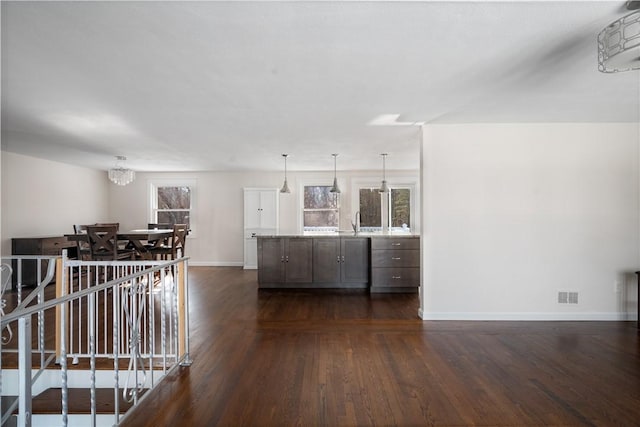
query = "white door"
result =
(259, 190, 278, 229)
(244, 189, 261, 229)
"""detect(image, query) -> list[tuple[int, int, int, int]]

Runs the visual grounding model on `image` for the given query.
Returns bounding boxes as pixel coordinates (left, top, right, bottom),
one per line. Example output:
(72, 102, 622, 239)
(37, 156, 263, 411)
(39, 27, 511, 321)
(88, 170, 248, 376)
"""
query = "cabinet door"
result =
(341, 238, 369, 283)
(259, 190, 278, 229)
(258, 238, 285, 283)
(244, 238, 258, 269)
(244, 190, 262, 229)
(285, 238, 313, 283)
(313, 238, 341, 283)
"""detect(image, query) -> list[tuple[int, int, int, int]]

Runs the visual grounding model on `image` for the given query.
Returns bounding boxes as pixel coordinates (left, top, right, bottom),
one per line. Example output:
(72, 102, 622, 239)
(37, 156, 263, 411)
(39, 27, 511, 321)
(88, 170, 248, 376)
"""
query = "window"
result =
(390, 188, 411, 229)
(303, 185, 339, 231)
(150, 180, 195, 235)
(358, 186, 412, 231)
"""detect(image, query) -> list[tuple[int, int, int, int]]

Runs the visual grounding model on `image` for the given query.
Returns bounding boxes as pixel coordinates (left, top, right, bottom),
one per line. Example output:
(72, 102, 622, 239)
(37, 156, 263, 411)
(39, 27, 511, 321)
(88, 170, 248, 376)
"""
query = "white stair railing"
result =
(1, 250, 191, 427)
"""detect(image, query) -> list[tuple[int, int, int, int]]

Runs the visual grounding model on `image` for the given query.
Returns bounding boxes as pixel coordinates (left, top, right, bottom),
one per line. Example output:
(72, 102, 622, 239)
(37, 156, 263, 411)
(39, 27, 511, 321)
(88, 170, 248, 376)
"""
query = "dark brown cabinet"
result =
(312, 237, 369, 287)
(258, 235, 415, 292)
(258, 237, 312, 286)
(370, 236, 420, 293)
(11, 236, 76, 287)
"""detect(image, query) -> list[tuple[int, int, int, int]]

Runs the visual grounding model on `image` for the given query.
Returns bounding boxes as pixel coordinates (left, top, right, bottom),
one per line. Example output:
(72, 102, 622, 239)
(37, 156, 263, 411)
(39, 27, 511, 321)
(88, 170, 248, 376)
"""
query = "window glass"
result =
(158, 186, 191, 210)
(390, 188, 410, 229)
(155, 186, 192, 228)
(303, 186, 339, 231)
(304, 186, 338, 209)
(359, 188, 381, 227)
(357, 186, 412, 231)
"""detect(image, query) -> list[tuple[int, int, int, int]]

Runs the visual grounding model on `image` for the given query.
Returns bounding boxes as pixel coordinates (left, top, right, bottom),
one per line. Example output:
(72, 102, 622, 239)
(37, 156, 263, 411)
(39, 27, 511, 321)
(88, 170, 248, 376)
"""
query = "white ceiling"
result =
(1, 1, 638, 172)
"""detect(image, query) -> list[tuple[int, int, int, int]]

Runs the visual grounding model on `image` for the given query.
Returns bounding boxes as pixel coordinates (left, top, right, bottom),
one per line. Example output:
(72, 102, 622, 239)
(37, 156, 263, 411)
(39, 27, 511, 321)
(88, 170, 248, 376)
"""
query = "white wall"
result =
(108, 169, 419, 265)
(421, 123, 639, 320)
(1, 152, 110, 255)
(0, 150, 419, 264)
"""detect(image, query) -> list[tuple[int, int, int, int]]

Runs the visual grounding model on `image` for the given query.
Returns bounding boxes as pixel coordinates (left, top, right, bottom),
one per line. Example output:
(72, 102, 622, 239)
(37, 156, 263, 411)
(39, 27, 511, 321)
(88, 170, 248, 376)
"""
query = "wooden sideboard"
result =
(11, 236, 76, 287)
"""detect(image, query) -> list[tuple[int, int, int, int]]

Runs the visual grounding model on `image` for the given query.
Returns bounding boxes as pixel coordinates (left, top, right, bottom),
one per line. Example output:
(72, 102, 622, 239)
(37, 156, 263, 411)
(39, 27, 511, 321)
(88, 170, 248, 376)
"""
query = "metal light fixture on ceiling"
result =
(330, 154, 341, 193)
(379, 153, 389, 193)
(598, 4, 640, 72)
(108, 155, 135, 186)
(280, 154, 291, 194)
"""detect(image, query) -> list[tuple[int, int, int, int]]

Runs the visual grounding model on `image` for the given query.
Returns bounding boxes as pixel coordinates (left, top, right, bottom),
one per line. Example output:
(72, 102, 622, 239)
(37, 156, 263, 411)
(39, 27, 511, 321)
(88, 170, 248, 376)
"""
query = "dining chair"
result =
(85, 225, 136, 260)
(95, 222, 120, 230)
(145, 223, 172, 249)
(149, 223, 188, 260)
(72, 224, 92, 260)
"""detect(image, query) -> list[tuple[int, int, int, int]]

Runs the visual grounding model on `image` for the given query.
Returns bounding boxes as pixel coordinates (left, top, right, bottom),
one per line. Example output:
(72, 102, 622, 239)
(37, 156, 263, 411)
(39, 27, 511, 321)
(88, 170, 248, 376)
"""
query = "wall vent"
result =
(558, 291, 579, 304)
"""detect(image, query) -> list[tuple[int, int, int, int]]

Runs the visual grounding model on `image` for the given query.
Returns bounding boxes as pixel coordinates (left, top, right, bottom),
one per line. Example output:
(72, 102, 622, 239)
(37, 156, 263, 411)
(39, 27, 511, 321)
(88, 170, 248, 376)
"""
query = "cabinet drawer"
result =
(42, 237, 74, 255)
(371, 237, 420, 250)
(371, 249, 420, 267)
(371, 267, 420, 287)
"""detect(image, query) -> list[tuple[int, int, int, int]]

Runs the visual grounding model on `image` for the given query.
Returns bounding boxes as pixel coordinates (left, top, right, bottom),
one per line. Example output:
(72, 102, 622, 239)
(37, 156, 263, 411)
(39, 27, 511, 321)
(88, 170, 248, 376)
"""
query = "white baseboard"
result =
(419, 311, 637, 321)
(188, 261, 244, 267)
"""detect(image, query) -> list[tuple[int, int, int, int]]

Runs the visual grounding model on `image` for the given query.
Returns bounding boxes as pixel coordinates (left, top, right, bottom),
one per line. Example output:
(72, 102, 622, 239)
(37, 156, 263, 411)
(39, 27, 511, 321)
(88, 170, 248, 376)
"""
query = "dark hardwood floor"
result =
(120, 266, 640, 427)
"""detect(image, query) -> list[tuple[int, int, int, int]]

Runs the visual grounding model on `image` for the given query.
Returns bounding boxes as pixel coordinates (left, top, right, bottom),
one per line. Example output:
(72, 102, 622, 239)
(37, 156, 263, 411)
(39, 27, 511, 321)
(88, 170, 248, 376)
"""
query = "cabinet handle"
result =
(281, 256, 285, 263)
(391, 243, 401, 246)
(392, 257, 401, 260)
(285, 256, 289, 262)
(392, 276, 402, 279)
(341, 255, 345, 263)
(337, 256, 340, 263)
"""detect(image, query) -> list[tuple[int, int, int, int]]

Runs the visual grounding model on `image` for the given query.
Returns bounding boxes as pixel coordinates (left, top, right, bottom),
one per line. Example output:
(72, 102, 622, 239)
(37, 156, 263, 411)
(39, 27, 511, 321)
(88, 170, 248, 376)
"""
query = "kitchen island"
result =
(256, 233, 420, 292)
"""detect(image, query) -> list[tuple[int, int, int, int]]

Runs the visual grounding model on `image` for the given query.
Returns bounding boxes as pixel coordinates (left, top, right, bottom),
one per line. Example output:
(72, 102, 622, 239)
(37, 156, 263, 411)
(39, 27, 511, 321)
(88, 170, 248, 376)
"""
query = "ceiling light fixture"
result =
(330, 154, 341, 194)
(598, 7, 640, 72)
(379, 153, 389, 193)
(280, 154, 291, 194)
(108, 155, 135, 186)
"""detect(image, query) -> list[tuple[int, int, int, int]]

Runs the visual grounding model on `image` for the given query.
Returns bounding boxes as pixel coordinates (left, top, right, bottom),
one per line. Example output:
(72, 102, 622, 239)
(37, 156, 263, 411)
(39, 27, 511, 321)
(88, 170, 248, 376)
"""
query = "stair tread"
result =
(27, 388, 145, 414)
(2, 352, 173, 370)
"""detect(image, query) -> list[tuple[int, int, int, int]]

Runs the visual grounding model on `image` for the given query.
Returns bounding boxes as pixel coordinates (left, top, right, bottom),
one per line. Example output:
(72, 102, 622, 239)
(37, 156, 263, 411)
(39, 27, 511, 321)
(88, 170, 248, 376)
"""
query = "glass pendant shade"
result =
(330, 154, 341, 193)
(280, 154, 290, 193)
(379, 153, 389, 193)
(108, 156, 135, 186)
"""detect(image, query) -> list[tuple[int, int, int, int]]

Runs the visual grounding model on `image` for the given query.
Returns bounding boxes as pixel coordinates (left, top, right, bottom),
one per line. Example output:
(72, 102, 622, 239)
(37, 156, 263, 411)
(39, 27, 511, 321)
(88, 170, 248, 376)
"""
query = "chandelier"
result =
(108, 156, 136, 186)
(598, 7, 640, 73)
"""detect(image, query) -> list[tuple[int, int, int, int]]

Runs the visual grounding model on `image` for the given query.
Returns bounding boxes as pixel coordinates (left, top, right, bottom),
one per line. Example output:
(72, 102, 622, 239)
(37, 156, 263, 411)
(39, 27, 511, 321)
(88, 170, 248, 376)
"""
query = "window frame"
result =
(298, 177, 342, 233)
(148, 178, 197, 237)
(350, 176, 419, 233)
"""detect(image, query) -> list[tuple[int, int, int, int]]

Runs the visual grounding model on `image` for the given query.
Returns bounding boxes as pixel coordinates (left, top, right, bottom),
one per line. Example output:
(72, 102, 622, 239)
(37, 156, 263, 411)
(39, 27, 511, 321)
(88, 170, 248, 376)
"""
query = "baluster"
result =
(89, 292, 97, 426)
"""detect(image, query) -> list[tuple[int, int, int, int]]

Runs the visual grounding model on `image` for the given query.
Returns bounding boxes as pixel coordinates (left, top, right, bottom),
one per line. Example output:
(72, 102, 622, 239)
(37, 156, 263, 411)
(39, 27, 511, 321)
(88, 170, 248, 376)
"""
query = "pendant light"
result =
(108, 155, 135, 186)
(379, 153, 389, 193)
(280, 154, 291, 193)
(330, 154, 341, 193)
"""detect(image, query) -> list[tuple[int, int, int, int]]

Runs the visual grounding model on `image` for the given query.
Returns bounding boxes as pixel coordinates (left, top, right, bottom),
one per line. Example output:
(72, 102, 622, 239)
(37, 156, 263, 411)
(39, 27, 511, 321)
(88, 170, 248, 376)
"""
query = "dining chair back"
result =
(147, 223, 172, 246)
(95, 222, 120, 230)
(171, 223, 188, 258)
(73, 224, 92, 260)
(149, 223, 188, 260)
(85, 225, 135, 260)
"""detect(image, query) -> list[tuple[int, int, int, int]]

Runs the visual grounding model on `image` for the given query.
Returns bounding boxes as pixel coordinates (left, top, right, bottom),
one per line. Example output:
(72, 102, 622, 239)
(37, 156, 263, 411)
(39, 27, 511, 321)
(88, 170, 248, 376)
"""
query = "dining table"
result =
(66, 229, 173, 260)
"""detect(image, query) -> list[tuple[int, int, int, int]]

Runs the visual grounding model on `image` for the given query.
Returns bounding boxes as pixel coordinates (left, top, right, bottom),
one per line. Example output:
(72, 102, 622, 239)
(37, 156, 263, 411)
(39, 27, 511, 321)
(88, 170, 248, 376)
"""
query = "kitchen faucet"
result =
(351, 211, 361, 234)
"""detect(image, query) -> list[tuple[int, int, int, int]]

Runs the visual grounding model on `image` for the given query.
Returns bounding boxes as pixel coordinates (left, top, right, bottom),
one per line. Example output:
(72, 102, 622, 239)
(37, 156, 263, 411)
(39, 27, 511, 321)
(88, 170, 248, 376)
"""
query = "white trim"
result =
(419, 311, 636, 321)
(189, 261, 244, 267)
